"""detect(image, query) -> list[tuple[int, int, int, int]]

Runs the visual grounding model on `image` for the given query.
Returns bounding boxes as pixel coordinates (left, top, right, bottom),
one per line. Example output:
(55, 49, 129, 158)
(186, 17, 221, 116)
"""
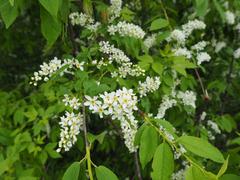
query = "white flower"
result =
(108, 0, 122, 22)
(156, 96, 177, 119)
(99, 41, 144, 78)
(57, 111, 83, 152)
(138, 76, 161, 97)
(207, 120, 221, 134)
(233, 48, 240, 59)
(144, 34, 157, 49)
(174, 47, 192, 59)
(177, 90, 196, 108)
(63, 95, 81, 110)
(107, 21, 145, 39)
(84, 88, 139, 152)
(196, 52, 211, 65)
(191, 41, 207, 52)
(200, 111, 207, 121)
(182, 19, 206, 37)
(30, 57, 84, 86)
(225, 11, 235, 25)
(170, 29, 186, 44)
(215, 41, 226, 53)
(69, 12, 100, 32)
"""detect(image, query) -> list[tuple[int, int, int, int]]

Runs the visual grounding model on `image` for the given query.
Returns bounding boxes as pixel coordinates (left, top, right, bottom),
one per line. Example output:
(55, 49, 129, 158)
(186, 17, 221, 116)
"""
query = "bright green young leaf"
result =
(195, 0, 208, 17)
(24, 106, 38, 121)
(8, 0, 14, 6)
(185, 165, 217, 180)
(40, 7, 61, 48)
(0, 0, 18, 28)
(95, 166, 118, 180)
(87, 131, 107, 144)
(172, 56, 196, 76)
(137, 55, 154, 63)
(217, 156, 229, 178)
(152, 61, 164, 76)
(177, 136, 225, 163)
(151, 142, 174, 180)
(39, 0, 60, 18)
(150, 18, 169, 31)
(62, 162, 80, 180)
(139, 126, 158, 169)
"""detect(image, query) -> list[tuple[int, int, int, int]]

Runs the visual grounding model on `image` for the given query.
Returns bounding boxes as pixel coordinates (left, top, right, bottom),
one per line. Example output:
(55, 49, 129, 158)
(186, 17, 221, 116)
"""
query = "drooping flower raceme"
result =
(156, 96, 177, 119)
(173, 47, 192, 59)
(138, 76, 161, 97)
(182, 19, 206, 37)
(99, 41, 145, 78)
(215, 41, 226, 53)
(84, 88, 139, 152)
(169, 29, 186, 44)
(108, 0, 122, 22)
(191, 41, 207, 52)
(108, 21, 146, 39)
(69, 12, 100, 32)
(30, 57, 84, 86)
(57, 111, 84, 152)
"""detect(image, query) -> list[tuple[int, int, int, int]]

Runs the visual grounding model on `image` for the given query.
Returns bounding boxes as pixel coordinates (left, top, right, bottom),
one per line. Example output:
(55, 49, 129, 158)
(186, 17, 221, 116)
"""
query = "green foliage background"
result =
(0, 0, 240, 179)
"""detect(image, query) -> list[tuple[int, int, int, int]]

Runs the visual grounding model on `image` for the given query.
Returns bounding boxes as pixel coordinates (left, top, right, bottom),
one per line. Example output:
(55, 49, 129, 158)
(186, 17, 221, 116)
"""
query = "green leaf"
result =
(220, 174, 240, 180)
(137, 55, 154, 63)
(195, 0, 208, 17)
(177, 136, 225, 163)
(151, 143, 174, 180)
(150, 18, 169, 31)
(134, 123, 147, 146)
(9, 0, 14, 6)
(139, 126, 158, 169)
(212, 0, 225, 22)
(217, 156, 229, 178)
(40, 7, 61, 48)
(87, 131, 107, 144)
(95, 166, 118, 180)
(45, 143, 61, 159)
(62, 162, 80, 180)
(0, 0, 18, 28)
(152, 61, 164, 76)
(185, 166, 217, 180)
(39, 0, 60, 18)
(172, 56, 196, 76)
(24, 106, 38, 121)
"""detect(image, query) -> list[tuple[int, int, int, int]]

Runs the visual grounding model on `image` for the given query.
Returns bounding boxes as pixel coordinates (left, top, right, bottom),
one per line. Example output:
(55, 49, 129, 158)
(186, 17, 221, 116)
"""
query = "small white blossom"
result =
(225, 11, 235, 25)
(138, 76, 161, 97)
(200, 111, 207, 121)
(177, 91, 196, 108)
(196, 52, 211, 65)
(207, 120, 221, 134)
(63, 95, 81, 110)
(107, 21, 145, 39)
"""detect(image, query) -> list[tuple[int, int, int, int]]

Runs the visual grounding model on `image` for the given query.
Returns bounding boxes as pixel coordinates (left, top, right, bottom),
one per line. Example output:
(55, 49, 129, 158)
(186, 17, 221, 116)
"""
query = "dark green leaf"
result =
(150, 18, 169, 31)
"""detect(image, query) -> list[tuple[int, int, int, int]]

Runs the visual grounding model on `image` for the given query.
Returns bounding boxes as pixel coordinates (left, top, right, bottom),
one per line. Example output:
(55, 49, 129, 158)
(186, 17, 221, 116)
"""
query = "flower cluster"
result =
(99, 41, 145, 78)
(214, 41, 226, 53)
(138, 76, 161, 97)
(57, 111, 83, 152)
(69, 12, 100, 32)
(173, 47, 192, 59)
(225, 11, 235, 25)
(177, 90, 196, 108)
(143, 34, 157, 50)
(156, 96, 177, 119)
(159, 125, 175, 142)
(233, 48, 240, 59)
(30, 57, 84, 86)
(171, 161, 189, 180)
(84, 88, 139, 152)
(63, 94, 81, 110)
(196, 52, 211, 65)
(207, 120, 221, 134)
(108, 0, 122, 22)
(108, 21, 146, 39)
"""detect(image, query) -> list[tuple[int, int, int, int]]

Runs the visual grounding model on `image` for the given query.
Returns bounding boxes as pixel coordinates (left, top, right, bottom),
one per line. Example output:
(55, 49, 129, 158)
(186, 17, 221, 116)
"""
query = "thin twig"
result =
(134, 151, 143, 180)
